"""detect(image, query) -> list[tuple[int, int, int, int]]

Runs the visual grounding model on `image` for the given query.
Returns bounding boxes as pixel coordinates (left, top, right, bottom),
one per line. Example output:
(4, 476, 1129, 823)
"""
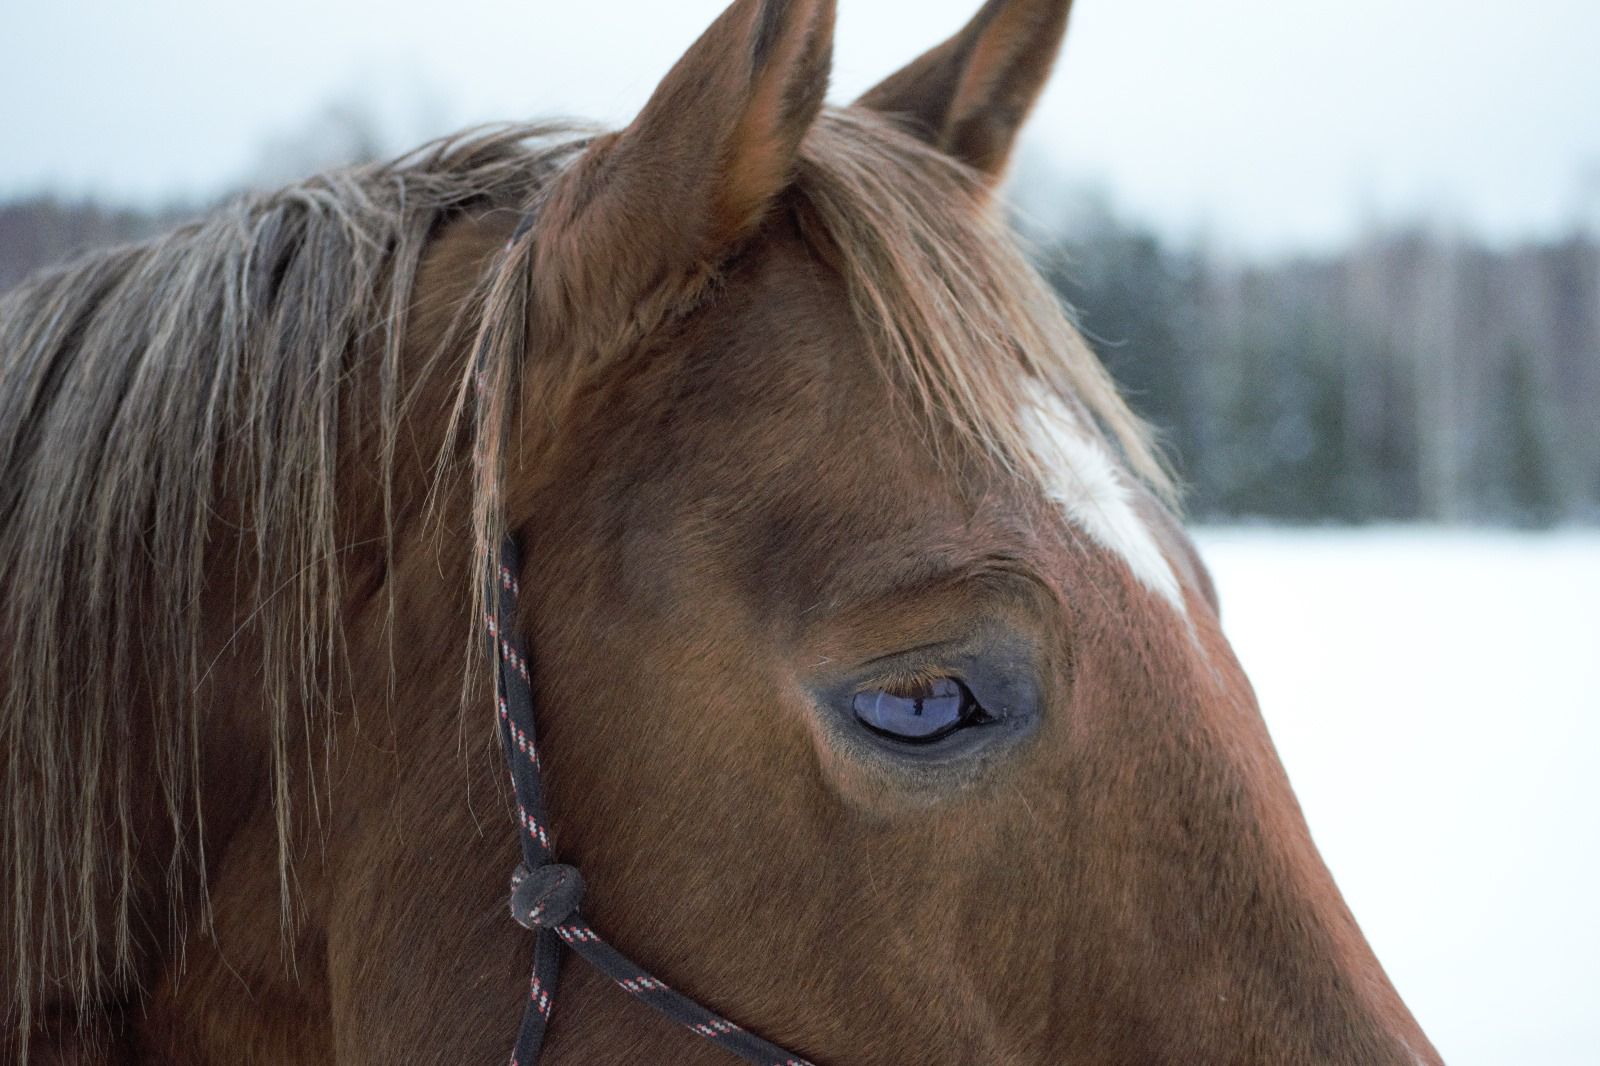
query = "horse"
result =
(1, 0, 1442, 1061)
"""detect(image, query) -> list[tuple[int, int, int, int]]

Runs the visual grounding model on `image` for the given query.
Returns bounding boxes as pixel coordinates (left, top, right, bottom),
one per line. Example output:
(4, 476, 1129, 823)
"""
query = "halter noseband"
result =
(490, 543, 814, 1065)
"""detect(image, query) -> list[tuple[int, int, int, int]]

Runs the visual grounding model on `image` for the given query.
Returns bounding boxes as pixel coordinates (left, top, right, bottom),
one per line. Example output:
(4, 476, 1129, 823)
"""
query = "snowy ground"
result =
(1193, 528, 1600, 1066)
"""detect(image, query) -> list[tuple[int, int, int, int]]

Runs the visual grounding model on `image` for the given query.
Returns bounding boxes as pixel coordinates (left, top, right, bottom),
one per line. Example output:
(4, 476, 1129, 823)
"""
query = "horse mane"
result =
(0, 122, 588, 1028)
(0, 109, 1168, 1031)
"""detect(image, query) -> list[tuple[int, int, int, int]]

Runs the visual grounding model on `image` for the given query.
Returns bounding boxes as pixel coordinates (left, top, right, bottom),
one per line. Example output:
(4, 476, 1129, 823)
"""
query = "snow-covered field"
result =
(1194, 528, 1600, 1066)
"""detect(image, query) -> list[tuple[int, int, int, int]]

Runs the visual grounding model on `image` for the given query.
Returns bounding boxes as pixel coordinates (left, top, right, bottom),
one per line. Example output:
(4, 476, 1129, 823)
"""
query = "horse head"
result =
(0, 1, 1440, 1062)
(486, 1, 1440, 1061)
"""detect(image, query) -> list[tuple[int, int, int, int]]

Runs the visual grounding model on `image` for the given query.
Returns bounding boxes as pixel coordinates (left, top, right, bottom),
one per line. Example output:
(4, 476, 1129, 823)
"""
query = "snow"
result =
(1194, 527, 1600, 1065)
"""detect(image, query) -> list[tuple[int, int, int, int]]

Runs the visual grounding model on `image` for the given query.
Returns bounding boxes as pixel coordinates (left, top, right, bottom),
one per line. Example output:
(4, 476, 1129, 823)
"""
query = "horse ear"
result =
(535, 0, 835, 337)
(855, 0, 1072, 180)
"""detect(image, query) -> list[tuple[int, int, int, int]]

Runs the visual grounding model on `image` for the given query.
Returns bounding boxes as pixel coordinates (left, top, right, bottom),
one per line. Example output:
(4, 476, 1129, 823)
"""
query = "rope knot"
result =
(510, 862, 585, 930)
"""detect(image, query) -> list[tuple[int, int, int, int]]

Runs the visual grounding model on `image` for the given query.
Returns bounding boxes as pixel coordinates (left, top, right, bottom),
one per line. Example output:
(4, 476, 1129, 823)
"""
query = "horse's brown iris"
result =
(851, 677, 984, 742)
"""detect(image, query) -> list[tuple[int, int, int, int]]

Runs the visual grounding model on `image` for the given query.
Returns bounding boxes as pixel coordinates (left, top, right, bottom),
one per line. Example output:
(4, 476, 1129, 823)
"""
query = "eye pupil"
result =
(852, 678, 983, 742)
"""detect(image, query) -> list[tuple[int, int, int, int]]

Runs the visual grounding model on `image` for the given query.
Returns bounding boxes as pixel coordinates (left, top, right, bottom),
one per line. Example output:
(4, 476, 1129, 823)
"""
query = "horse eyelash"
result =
(870, 667, 954, 699)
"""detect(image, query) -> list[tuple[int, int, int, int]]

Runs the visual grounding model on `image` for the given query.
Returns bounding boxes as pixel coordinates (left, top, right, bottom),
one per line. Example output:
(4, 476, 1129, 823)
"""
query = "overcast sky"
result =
(4, 0, 1599, 253)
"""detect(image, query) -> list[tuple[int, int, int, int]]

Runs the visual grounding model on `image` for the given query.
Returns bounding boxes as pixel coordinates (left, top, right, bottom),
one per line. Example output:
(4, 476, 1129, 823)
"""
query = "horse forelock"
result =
(792, 110, 1173, 504)
(787, 110, 1182, 610)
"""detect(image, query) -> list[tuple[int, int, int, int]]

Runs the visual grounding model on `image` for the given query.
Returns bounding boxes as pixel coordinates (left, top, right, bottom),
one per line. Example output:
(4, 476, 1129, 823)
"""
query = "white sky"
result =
(3, 0, 1599, 254)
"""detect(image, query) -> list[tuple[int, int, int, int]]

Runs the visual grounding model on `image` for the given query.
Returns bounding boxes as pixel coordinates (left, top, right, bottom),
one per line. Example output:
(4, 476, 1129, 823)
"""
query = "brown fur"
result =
(1, 0, 1437, 1062)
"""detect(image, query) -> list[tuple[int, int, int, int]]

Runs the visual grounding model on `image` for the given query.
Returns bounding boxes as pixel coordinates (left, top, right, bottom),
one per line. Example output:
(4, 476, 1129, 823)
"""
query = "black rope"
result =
(488, 536, 815, 1066)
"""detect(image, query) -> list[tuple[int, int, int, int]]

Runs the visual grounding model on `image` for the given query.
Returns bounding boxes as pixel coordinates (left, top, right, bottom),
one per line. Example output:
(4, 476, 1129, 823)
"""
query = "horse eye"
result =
(851, 677, 984, 743)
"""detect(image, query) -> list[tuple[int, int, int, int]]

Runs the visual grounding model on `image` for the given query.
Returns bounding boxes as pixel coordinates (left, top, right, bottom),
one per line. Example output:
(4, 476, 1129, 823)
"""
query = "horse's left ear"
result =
(534, 0, 835, 343)
(856, 0, 1073, 180)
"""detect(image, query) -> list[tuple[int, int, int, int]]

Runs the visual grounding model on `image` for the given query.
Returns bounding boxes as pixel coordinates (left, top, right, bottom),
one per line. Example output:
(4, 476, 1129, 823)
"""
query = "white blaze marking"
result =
(1022, 387, 1186, 615)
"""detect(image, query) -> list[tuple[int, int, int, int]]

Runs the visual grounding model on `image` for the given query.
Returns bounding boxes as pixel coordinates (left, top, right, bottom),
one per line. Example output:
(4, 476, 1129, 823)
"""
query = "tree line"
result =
(1031, 199, 1598, 525)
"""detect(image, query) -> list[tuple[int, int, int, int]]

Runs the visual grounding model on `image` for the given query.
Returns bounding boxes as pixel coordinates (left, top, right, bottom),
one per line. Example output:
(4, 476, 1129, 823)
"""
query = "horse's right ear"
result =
(533, 0, 835, 349)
